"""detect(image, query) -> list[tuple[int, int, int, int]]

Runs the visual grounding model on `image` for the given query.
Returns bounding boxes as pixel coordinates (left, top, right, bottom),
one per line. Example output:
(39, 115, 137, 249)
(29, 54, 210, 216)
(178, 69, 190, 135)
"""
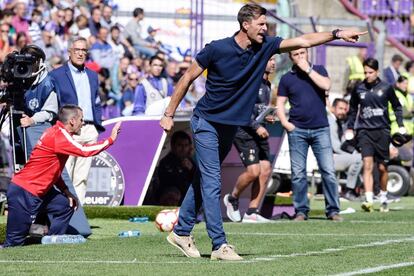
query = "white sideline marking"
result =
(0, 237, 413, 265)
(331, 262, 414, 276)
(227, 232, 413, 237)
(255, 236, 414, 260)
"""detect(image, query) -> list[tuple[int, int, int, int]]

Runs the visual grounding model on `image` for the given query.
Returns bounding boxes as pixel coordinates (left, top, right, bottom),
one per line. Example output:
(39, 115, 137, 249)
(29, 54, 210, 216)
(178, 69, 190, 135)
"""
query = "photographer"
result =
(15, 45, 58, 158)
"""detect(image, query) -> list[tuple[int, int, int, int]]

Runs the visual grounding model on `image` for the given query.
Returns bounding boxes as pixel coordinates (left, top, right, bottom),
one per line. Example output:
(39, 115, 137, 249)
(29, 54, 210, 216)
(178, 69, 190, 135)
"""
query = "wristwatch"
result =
(332, 29, 342, 40)
(306, 65, 313, 74)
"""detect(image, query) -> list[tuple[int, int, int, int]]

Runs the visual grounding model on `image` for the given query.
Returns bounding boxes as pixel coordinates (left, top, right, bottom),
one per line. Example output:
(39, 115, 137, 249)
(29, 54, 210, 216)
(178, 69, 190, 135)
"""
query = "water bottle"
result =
(118, 230, 141, 238)
(41, 234, 86, 244)
(128, 216, 149, 223)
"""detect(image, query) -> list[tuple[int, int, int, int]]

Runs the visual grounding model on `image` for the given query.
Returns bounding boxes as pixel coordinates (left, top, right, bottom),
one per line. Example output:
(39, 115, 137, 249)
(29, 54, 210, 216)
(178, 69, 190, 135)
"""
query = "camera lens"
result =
(16, 64, 29, 75)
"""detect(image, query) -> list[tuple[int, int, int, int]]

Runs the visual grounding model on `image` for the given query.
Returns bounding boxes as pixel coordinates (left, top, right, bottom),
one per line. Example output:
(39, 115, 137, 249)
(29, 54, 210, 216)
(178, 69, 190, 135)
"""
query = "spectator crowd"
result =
(0, 1, 205, 119)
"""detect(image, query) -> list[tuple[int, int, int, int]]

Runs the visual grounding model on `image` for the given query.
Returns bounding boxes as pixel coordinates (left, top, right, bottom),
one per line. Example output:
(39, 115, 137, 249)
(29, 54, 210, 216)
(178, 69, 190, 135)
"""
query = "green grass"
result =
(0, 198, 414, 275)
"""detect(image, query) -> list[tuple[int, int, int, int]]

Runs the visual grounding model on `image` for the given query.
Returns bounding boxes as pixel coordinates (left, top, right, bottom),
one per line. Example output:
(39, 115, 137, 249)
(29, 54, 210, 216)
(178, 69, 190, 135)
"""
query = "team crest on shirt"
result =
(28, 98, 39, 110)
(150, 92, 156, 99)
(376, 89, 383, 97)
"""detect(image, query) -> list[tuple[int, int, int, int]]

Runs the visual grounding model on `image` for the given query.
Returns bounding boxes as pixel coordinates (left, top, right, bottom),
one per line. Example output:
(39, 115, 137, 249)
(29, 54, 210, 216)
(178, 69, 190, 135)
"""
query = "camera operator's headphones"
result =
(19, 44, 47, 84)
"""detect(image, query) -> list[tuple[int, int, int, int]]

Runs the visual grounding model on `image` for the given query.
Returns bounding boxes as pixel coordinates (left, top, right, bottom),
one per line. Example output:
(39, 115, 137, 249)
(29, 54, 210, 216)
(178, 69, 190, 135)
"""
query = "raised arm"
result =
(160, 61, 204, 132)
(279, 30, 367, 53)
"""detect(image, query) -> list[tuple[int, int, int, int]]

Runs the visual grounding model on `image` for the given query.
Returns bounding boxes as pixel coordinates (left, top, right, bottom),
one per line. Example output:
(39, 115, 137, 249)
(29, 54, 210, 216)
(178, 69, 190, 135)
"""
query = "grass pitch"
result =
(0, 198, 414, 275)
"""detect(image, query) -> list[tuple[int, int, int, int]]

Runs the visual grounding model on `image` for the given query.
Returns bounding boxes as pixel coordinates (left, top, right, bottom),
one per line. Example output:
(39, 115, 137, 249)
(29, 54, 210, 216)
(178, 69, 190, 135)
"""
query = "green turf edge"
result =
(83, 205, 177, 220)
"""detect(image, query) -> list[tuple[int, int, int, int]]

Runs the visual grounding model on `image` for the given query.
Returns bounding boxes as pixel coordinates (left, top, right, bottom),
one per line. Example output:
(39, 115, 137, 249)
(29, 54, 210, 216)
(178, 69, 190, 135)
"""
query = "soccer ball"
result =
(155, 209, 179, 232)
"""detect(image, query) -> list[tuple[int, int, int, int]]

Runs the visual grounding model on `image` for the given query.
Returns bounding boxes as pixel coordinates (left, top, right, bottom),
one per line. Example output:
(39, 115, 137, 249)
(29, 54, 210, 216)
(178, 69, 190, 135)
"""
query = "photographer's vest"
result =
(346, 56, 364, 80)
(141, 77, 168, 109)
(389, 89, 413, 135)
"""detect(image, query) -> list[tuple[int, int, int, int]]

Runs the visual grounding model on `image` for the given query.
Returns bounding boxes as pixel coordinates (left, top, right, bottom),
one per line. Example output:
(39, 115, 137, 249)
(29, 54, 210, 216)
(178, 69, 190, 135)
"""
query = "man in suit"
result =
(383, 54, 403, 85)
(328, 98, 362, 201)
(50, 37, 103, 205)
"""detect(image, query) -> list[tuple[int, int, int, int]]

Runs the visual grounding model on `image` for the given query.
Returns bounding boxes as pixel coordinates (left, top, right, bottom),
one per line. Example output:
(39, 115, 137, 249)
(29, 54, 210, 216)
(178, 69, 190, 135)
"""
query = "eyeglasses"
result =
(72, 48, 88, 54)
(1, 30, 9, 33)
(129, 78, 138, 81)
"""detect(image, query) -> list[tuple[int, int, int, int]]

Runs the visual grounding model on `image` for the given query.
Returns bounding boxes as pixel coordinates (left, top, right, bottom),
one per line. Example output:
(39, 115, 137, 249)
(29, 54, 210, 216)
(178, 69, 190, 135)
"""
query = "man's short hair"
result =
(363, 58, 379, 71)
(332, 98, 348, 107)
(59, 105, 82, 123)
(68, 36, 88, 49)
(31, 9, 42, 17)
(237, 4, 267, 29)
(150, 55, 164, 65)
(133, 7, 144, 17)
(110, 25, 120, 32)
(170, 131, 192, 147)
(391, 54, 403, 63)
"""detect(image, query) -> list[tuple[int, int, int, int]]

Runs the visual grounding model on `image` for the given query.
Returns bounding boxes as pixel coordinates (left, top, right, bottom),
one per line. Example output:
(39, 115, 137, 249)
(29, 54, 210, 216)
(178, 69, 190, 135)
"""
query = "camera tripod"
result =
(0, 102, 29, 172)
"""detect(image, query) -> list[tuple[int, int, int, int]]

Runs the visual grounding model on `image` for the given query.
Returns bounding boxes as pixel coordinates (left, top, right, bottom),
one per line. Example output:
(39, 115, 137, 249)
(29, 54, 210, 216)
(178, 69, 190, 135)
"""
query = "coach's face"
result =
(244, 14, 267, 44)
(69, 40, 88, 67)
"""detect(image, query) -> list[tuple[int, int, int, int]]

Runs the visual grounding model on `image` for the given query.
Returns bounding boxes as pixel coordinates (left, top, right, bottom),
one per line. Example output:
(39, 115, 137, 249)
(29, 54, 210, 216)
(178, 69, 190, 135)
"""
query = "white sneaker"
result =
(167, 232, 201, 258)
(211, 244, 243, 261)
(242, 213, 271, 223)
(223, 194, 241, 222)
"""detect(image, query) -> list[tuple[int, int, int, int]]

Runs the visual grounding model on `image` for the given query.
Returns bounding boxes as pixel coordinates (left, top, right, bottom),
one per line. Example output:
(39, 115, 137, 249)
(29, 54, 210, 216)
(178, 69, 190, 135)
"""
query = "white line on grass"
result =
(227, 232, 413, 237)
(331, 261, 414, 276)
(0, 237, 413, 265)
(255, 236, 414, 260)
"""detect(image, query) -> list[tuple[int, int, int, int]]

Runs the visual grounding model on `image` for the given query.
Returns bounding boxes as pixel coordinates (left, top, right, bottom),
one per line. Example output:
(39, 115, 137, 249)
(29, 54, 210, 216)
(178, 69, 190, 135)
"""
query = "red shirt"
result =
(12, 121, 113, 197)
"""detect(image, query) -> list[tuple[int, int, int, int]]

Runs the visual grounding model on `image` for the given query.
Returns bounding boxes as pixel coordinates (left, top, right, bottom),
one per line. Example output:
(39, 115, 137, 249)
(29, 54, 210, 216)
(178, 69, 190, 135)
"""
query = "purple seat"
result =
(376, 0, 393, 15)
(386, 18, 410, 40)
(360, 0, 376, 15)
(398, 0, 412, 16)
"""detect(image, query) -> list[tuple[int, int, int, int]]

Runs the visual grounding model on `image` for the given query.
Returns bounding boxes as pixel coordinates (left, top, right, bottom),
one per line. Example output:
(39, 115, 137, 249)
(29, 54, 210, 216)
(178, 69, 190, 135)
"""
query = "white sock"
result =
(380, 190, 388, 204)
(365, 192, 374, 203)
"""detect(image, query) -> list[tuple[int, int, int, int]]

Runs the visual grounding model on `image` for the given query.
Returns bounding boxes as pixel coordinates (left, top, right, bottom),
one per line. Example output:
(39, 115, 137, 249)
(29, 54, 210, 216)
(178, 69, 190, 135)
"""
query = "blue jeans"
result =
(174, 115, 238, 250)
(5, 183, 74, 247)
(287, 126, 340, 217)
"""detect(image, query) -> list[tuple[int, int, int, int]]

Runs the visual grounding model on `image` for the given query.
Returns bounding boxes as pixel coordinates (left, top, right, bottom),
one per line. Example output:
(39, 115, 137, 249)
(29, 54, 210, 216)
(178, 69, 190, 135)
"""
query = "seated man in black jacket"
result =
(158, 131, 195, 205)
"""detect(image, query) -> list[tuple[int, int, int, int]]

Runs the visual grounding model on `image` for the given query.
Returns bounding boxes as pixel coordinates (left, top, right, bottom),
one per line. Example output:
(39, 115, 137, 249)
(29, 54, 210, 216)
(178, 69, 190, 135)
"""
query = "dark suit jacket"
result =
(50, 62, 104, 131)
(383, 66, 399, 85)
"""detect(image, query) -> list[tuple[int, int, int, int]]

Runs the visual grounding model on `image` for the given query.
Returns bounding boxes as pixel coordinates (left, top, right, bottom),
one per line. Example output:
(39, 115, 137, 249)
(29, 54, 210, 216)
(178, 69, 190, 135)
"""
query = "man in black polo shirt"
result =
(277, 48, 342, 222)
(160, 4, 365, 260)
